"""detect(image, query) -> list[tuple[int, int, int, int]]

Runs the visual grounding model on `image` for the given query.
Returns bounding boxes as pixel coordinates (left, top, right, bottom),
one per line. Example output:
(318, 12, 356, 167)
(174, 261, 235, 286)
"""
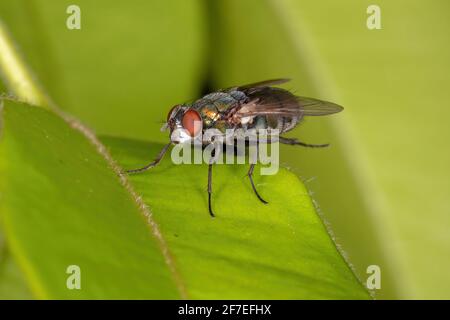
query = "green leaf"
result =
(0, 249, 32, 300)
(0, 1, 207, 138)
(0, 224, 32, 299)
(0, 100, 370, 299)
(100, 142, 371, 299)
(0, 100, 183, 299)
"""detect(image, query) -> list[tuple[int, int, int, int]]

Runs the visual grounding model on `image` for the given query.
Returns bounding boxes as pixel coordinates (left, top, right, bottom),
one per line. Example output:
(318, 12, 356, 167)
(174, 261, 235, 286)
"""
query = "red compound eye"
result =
(182, 109, 202, 137)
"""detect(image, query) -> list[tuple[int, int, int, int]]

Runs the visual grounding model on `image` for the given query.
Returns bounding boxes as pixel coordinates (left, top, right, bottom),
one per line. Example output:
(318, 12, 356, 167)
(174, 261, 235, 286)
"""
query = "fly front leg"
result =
(125, 142, 171, 174)
(247, 163, 268, 204)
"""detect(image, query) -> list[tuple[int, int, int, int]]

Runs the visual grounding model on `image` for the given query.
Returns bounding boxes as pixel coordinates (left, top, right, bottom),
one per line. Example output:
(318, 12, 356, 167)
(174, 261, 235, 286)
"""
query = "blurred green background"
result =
(0, 0, 449, 299)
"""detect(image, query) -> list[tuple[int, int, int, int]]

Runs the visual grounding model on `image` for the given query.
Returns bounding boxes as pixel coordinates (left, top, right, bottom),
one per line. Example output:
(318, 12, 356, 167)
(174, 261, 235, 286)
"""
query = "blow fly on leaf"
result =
(125, 79, 343, 217)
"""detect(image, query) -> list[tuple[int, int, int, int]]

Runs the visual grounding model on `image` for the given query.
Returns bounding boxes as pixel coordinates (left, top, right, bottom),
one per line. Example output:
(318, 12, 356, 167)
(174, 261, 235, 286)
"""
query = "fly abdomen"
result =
(263, 114, 300, 133)
(278, 115, 300, 133)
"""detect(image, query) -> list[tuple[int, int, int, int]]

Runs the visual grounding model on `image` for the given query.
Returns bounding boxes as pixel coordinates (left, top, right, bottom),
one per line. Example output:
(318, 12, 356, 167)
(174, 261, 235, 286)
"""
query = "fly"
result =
(125, 79, 343, 217)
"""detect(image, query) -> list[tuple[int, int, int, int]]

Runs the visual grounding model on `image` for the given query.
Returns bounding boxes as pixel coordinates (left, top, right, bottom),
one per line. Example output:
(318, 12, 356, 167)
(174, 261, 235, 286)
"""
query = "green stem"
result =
(0, 19, 51, 108)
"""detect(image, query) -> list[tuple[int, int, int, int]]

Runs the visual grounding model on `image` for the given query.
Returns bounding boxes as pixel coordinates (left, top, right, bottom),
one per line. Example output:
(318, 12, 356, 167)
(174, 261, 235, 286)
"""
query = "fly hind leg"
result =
(125, 142, 171, 174)
(247, 163, 268, 204)
(208, 162, 215, 217)
(279, 136, 329, 148)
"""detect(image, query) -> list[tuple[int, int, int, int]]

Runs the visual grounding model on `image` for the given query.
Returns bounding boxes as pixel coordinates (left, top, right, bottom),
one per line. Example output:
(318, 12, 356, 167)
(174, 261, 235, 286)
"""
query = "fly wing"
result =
(222, 78, 290, 93)
(296, 96, 344, 116)
(237, 87, 302, 117)
(236, 78, 290, 90)
(236, 86, 343, 118)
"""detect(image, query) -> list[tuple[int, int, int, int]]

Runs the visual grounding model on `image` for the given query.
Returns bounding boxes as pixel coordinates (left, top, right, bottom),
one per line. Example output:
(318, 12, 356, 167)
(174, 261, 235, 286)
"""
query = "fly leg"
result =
(125, 142, 171, 174)
(279, 136, 329, 148)
(208, 162, 215, 217)
(207, 146, 219, 217)
(207, 148, 217, 217)
(247, 163, 268, 204)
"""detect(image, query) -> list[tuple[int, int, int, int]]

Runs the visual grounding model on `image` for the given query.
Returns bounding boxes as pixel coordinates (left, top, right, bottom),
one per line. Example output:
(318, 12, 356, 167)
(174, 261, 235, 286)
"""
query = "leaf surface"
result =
(0, 100, 182, 298)
(0, 100, 370, 299)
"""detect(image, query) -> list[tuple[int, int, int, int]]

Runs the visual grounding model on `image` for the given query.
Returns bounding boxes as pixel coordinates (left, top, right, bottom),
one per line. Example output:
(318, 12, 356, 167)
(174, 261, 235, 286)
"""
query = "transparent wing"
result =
(236, 87, 343, 118)
(297, 96, 344, 116)
(236, 78, 290, 90)
(222, 78, 290, 92)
